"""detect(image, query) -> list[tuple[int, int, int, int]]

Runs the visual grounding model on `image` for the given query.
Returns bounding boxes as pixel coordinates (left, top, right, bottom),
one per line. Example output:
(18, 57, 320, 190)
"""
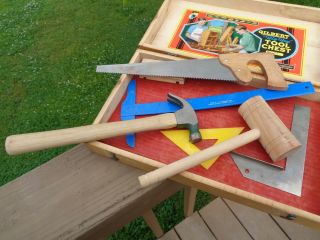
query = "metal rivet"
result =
(281, 214, 296, 221)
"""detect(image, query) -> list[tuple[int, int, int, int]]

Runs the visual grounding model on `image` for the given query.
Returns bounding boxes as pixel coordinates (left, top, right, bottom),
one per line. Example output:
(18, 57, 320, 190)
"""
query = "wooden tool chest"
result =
(87, 0, 320, 229)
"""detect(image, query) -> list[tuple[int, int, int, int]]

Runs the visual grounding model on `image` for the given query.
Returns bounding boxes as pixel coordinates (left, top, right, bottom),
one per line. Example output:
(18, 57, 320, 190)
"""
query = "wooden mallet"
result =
(139, 96, 301, 188)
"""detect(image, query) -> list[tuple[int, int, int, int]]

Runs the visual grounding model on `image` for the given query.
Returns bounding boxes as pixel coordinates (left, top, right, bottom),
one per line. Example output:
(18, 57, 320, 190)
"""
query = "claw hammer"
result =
(6, 94, 201, 155)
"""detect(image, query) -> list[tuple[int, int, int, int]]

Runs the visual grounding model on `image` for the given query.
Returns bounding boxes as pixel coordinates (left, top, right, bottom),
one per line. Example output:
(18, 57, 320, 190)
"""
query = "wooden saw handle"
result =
(219, 53, 287, 90)
(5, 113, 177, 155)
(138, 129, 261, 188)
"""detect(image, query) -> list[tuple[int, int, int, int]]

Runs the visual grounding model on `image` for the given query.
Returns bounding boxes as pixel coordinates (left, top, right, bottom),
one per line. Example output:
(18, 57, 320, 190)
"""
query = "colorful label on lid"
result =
(169, 10, 306, 77)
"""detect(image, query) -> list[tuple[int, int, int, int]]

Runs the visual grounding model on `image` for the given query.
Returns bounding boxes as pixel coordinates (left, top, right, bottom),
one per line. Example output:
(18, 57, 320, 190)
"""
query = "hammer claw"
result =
(167, 93, 183, 108)
(167, 94, 202, 143)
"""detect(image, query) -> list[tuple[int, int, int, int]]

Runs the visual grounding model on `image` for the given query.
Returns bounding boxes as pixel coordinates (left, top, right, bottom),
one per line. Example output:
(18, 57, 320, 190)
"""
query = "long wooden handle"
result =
(6, 113, 177, 155)
(138, 129, 261, 188)
(219, 53, 287, 90)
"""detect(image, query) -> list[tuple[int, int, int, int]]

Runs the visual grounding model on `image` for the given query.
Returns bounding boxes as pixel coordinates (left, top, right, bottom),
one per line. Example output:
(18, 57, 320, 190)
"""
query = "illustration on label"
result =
(169, 10, 306, 76)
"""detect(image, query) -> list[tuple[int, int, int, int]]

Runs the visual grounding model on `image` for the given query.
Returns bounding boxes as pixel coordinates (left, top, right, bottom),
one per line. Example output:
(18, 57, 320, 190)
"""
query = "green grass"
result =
(0, 0, 164, 183)
(0, 0, 319, 239)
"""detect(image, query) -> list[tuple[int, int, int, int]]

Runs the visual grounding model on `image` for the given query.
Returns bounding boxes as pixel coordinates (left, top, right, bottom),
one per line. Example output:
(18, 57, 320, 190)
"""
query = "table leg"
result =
(142, 209, 164, 238)
(184, 187, 198, 217)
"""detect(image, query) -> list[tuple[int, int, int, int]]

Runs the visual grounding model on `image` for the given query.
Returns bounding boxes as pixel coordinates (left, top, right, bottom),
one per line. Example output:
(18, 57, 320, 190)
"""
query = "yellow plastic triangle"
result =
(161, 128, 244, 169)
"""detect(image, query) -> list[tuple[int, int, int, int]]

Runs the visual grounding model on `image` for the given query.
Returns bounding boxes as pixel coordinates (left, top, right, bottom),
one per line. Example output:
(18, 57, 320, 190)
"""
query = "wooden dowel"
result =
(139, 129, 261, 188)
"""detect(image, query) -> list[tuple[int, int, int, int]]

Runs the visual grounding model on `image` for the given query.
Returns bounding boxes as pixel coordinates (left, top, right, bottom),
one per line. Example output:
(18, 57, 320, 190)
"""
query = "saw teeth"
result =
(97, 58, 238, 81)
(138, 74, 236, 81)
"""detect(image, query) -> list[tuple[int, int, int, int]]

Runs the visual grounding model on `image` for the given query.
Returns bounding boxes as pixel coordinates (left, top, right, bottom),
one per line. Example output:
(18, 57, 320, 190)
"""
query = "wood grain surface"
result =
(160, 197, 320, 240)
(0, 145, 182, 240)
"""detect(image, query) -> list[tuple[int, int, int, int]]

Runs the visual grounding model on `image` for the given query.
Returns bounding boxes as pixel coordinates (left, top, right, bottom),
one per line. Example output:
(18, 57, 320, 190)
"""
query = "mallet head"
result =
(168, 93, 202, 143)
(239, 96, 301, 162)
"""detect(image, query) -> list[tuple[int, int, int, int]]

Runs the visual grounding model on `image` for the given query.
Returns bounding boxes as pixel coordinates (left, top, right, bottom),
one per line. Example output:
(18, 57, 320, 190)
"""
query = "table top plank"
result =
(161, 197, 320, 240)
(175, 212, 216, 240)
(199, 198, 252, 240)
(160, 229, 181, 240)
(224, 199, 289, 240)
(273, 216, 320, 240)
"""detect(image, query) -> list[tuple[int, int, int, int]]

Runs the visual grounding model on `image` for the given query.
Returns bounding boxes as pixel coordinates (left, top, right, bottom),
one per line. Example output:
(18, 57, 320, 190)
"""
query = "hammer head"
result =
(167, 93, 202, 143)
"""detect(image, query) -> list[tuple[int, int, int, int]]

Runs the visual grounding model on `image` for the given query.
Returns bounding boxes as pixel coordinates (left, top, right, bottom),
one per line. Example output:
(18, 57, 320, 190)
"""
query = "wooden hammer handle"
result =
(219, 53, 287, 90)
(6, 113, 177, 155)
(138, 129, 261, 188)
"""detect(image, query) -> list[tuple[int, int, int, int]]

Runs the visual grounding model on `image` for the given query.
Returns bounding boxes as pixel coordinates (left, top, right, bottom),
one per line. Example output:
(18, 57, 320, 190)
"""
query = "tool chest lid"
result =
(138, 0, 320, 84)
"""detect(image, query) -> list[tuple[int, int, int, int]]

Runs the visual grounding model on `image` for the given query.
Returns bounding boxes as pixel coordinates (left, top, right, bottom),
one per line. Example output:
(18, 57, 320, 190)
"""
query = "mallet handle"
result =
(6, 113, 177, 155)
(139, 129, 261, 188)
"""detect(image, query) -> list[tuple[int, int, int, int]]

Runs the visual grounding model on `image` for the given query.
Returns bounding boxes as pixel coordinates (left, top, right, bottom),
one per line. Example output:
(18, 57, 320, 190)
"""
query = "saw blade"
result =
(96, 58, 237, 81)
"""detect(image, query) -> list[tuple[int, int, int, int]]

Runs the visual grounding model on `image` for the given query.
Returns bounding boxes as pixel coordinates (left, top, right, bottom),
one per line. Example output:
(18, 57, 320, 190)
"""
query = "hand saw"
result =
(97, 53, 288, 90)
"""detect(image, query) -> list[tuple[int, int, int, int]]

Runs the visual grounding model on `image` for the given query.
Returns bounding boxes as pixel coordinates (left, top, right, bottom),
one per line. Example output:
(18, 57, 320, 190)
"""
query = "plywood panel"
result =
(103, 77, 320, 219)
(303, 46, 320, 81)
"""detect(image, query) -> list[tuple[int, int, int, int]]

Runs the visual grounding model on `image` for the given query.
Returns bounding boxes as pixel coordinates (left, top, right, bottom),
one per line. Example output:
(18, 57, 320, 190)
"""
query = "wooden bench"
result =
(0, 145, 184, 239)
(160, 197, 320, 240)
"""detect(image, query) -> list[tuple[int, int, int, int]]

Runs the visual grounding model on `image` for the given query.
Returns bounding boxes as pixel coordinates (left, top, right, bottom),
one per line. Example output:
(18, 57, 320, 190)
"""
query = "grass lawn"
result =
(1, 0, 319, 239)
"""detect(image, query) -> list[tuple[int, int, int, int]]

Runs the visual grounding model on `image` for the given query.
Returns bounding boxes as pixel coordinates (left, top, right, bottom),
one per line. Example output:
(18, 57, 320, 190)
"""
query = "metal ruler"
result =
(231, 105, 311, 196)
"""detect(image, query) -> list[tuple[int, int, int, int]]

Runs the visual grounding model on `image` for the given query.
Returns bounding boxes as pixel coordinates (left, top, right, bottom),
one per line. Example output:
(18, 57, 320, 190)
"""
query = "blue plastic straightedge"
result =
(121, 80, 136, 147)
(121, 80, 315, 147)
(122, 81, 315, 117)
